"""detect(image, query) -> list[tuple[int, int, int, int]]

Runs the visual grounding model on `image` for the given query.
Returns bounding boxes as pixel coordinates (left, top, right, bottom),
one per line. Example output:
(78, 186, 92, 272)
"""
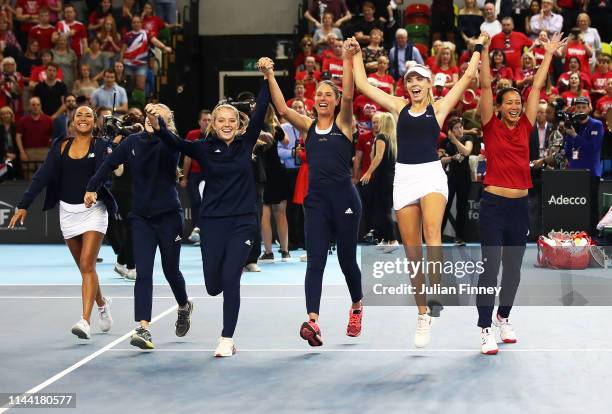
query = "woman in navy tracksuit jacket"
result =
(156, 64, 271, 357)
(9, 106, 117, 340)
(85, 103, 192, 350)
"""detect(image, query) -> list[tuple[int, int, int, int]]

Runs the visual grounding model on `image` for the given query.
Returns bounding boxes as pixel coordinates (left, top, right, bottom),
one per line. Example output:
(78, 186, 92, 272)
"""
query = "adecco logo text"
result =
(547, 195, 587, 206)
(0, 201, 14, 227)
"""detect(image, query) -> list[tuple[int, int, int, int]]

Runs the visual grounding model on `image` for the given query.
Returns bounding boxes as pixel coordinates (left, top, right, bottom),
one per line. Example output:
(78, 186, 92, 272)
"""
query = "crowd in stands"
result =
(0, 0, 177, 180)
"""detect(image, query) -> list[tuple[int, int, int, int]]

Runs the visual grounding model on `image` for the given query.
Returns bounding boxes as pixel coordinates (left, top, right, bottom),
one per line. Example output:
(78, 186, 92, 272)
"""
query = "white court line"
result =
(106, 348, 612, 353)
(0, 304, 178, 414)
(0, 296, 344, 300)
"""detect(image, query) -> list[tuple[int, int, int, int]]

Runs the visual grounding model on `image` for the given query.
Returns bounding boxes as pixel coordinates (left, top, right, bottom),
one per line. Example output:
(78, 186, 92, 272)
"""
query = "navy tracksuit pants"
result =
(304, 182, 363, 315)
(476, 192, 529, 328)
(200, 213, 257, 338)
(131, 211, 188, 322)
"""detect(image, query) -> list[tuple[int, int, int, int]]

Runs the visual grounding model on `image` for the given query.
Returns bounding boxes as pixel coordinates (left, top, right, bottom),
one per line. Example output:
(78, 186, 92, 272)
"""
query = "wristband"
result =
(474, 44, 484, 54)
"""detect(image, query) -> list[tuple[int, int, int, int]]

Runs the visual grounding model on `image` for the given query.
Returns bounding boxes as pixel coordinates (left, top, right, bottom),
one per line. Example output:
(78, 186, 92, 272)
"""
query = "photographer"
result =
(563, 96, 605, 233)
(0, 57, 24, 116)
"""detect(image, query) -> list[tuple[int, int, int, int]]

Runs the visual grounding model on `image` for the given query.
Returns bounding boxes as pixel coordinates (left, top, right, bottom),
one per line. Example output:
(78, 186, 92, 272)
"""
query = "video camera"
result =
(102, 113, 144, 139)
(551, 98, 587, 130)
(218, 95, 255, 115)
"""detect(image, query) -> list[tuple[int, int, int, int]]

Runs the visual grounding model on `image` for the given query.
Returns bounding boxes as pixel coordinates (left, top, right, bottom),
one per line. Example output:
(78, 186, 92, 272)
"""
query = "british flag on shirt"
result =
(55, 19, 87, 57)
(123, 29, 149, 67)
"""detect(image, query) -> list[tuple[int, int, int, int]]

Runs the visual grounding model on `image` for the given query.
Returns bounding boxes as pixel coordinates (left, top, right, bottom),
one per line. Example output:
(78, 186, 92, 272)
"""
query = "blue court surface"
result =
(1, 243, 612, 413)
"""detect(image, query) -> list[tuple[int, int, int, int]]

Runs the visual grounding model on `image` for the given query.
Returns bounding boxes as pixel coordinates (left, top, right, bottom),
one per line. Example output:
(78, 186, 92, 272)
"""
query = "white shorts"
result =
(59, 201, 108, 240)
(393, 161, 448, 210)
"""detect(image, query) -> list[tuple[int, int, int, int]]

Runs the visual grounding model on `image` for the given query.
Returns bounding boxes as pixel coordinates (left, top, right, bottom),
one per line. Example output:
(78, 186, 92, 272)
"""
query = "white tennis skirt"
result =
(393, 161, 448, 210)
(59, 201, 108, 240)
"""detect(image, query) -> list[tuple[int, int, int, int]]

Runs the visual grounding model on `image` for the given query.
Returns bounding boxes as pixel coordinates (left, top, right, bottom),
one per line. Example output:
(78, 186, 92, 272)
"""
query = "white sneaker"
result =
(414, 313, 432, 348)
(299, 254, 307, 262)
(481, 327, 499, 355)
(124, 268, 137, 281)
(494, 315, 517, 343)
(98, 297, 113, 332)
(244, 263, 261, 272)
(71, 319, 91, 339)
(114, 263, 127, 277)
(189, 227, 200, 244)
(214, 337, 236, 357)
(383, 241, 400, 254)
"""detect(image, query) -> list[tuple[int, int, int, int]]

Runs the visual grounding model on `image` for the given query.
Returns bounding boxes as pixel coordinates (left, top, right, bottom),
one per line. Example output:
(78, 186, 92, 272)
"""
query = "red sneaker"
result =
(346, 306, 363, 337)
(300, 320, 323, 347)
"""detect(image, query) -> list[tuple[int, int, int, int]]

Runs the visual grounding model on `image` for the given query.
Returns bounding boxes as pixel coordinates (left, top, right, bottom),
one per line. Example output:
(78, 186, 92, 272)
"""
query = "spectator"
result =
(576, 13, 602, 70)
(72, 64, 99, 101)
(490, 16, 533, 71)
(388, 28, 423, 80)
(557, 56, 592, 92)
(0, 16, 21, 55)
(155, 0, 177, 25)
(116, 0, 139, 36)
(367, 55, 394, 95)
(561, 72, 590, 107)
(591, 53, 612, 102)
(431, 0, 455, 42)
(88, 0, 113, 32)
(0, 57, 24, 116)
(557, 0, 582, 35)
(595, 79, 612, 120)
(515, 52, 537, 94)
(52, 92, 77, 140)
(15, 96, 52, 168)
(425, 40, 443, 68)
(294, 35, 320, 71)
(529, 0, 563, 37)
(15, 0, 43, 46)
(0, 0, 15, 29)
(113, 60, 131, 94)
(294, 56, 321, 101)
(432, 73, 449, 101)
(304, 0, 352, 29)
(97, 15, 123, 56)
(28, 7, 54, 52)
(91, 69, 128, 113)
(528, 30, 563, 68)
(480, 2, 502, 38)
(287, 81, 314, 113)
(81, 37, 109, 82)
(525, 0, 541, 36)
(507, 0, 531, 34)
(432, 42, 460, 88)
(361, 28, 385, 73)
(458, 0, 484, 52)
(120, 15, 171, 93)
(563, 28, 593, 75)
(313, 11, 343, 50)
(181, 109, 211, 243)
(17, 40, 41, 81)
(350, 1, 385, 46)
(54, 4, 88, 58)
(322, 39, 344, 86)
(0, 105, 19, 179)
(46, 0, 61, 25)
(563, 96, 604, 233)
(489, 49, 515, 92)
(142, 3, 170, 40)
(51, 33, 78, 92)
(33, 62, 67, 118)
(318, 31, 339, 62)
(29, 50, 64, 88)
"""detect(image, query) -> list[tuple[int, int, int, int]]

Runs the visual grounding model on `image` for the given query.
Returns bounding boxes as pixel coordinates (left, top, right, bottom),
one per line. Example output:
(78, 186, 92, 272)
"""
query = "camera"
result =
(102, 113, 144, 139)
(217, 97, 254, 115)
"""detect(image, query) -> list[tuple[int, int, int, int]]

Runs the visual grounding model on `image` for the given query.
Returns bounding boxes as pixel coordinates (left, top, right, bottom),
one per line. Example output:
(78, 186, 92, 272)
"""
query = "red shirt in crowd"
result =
(395, 79, 410, 99)
(561, 90, 591, 108)
(431, 65, 459, 84)
(367, 72, 395, 95)
(56, 19, 88, 57)
(353, 94, 381, 122)
(432, 86, 449, 101)
(30, 65, 64, 83)
(185, 129, 204, 173)
(425, 55, 436, 68)
(459, 88, 481, 112)
(355, 131, 374, 176)
(482, 113, 533, 190)
(16, 0, 44, 33)
(564, 41, 590, 74)
(17, 113, 53, 148)
(557, 70, 592, 92)
(143, 15, 165, 39)
(522, 85, 558, 103)
(28, 24, 55, 51)
(322, 56, 343, 86)
(591, 70, 612, 91)
(490, 31, 532, 70)
(596, 96, 612, 117)
(286, 97, 315, 112)
(294, 70, 321, 100)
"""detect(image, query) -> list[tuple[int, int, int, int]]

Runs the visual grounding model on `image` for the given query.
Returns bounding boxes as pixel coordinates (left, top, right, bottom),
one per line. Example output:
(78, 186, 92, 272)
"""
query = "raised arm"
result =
(259, 57, 312, 134)
(337, 40, 356, 136)
(435, 33, 488, 125)
(350, 37, 405, 116)
(86, 138, 129, 194)
(242, 80, 272, 145)
(479, 34, 494, 126)
(525, 33, 568, 125)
